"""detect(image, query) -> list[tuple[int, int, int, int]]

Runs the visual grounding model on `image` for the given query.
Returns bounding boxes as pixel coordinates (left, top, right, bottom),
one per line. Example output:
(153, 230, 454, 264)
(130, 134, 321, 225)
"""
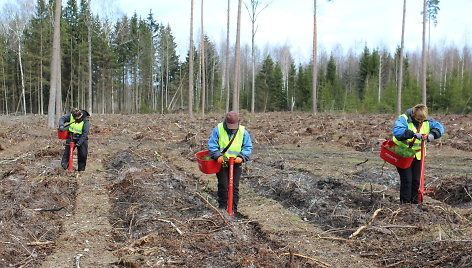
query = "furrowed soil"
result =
(0, 112, 471, 268)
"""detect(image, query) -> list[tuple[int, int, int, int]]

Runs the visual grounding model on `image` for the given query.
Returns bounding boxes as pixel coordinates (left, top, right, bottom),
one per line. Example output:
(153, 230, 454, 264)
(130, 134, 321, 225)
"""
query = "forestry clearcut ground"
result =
(0, 112, 471, 268)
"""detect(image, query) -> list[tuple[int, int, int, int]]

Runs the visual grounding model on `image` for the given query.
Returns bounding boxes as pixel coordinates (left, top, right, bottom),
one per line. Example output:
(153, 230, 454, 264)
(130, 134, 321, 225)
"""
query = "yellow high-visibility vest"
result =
(67, 114, 84, 134)
(392, 114, 430, 160)
(217, 123, 244, 158)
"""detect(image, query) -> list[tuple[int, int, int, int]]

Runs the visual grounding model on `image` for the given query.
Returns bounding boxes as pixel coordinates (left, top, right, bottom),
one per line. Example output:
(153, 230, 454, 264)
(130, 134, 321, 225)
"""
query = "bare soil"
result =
(0, 112, 471, 267)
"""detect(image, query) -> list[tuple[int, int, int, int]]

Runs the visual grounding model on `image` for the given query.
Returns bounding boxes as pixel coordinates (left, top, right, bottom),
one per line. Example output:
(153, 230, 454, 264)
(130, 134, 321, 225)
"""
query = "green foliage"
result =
(385, 144, 416, 158)
(294, 64, 312, 112)
(270, 63, 285, 110)
(255, 56, 274, 112)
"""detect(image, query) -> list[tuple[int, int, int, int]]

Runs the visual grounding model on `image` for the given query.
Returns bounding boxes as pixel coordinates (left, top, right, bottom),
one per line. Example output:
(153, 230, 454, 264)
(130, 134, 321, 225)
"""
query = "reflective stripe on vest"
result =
(217, 123, 244, 158)
(68, 114, 84, 134)
(392, 114, 430, 160)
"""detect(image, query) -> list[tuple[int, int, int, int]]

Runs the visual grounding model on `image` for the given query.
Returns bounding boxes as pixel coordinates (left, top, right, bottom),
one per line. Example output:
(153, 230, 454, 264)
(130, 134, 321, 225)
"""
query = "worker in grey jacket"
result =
(58, 108, 90, 171)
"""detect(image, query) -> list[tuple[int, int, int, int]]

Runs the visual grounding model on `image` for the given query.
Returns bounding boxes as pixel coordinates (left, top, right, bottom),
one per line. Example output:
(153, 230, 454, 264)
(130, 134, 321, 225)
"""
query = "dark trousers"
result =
(216, 164, 242, 212)
(397, 158, 421, 204)
(61, 139, 88, 171)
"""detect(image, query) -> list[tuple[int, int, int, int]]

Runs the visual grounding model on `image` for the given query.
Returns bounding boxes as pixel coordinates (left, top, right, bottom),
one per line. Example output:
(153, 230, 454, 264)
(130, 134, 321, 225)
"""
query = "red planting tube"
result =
(418, 134, 433, 204)
(68, 135, 75, 171)
(227, 157, 234, 216)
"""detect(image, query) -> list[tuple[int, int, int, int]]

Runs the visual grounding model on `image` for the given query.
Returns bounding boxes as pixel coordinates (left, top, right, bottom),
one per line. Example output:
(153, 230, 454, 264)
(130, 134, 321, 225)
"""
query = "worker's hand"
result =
(413, 133, 422, 140)
(234, 157, 243, 164)
(427, 134, 435, 142)
(59, 126, 66, 131)
(75, 143, 81, 148)
(217, 156, 224, 164)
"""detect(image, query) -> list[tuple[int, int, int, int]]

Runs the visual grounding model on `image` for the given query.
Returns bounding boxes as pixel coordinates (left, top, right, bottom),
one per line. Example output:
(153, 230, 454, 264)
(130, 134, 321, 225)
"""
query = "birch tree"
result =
(1, 0, 34, 115)
(244, 0, 270, 113)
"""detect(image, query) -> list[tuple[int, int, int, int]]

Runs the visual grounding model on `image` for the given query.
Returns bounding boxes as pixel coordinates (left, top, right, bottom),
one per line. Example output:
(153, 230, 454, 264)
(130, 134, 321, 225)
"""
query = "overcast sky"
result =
(8, 0, 470, 63)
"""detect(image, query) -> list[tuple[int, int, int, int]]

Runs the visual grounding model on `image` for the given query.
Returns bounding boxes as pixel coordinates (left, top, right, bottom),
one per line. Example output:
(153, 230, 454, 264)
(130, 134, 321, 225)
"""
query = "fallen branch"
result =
(386, 260, 406, 267)
(425, 239, 472, 244)
(378, 225, 419, 229)
(194, 192, 229, 225)
(282, 253, 331, 267)
(74, 253, 84, 268)
(355, 159, 368, 166)
(190, 218, 218, 227)
(27, 241, 55, 246)
(157, 219, 183, 235)
(17, 257, 34, 268)
(33, 206, 65, 212)
(464, 186, 472, 201)
(349, 208, 383, 238)
(129, 232, 157, 248)
(0, 152, 31, 164)
(315, 236, 355, 242)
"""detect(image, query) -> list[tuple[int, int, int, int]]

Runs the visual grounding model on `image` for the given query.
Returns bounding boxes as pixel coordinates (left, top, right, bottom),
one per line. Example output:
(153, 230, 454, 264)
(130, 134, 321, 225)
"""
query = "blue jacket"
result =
(392, 108, 444, 141)
(208, 121, 252, 162)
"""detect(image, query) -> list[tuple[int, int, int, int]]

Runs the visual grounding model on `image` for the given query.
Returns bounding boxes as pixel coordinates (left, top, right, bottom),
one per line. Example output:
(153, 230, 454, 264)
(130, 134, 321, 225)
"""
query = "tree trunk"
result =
(250, 2, 255, 113)
(17, 42, 26, 115)
(232, 0, 243, 112)
(225, 0, 230, 113)
(421, 0, 427, 104)
(378, 54, 381, 103)
(87, 0, 92, 113)
(200, 0, 206, 115)
(246, 0, 269, 113)
(397, 0, 406, 115)
(189, 0, 194, 116)
(312, 0, 318, 114)
(40, 27, 44, 115)
(2, 55, 8, 115)
(111, 73, 115, 114)
(48, 0, 62, 128)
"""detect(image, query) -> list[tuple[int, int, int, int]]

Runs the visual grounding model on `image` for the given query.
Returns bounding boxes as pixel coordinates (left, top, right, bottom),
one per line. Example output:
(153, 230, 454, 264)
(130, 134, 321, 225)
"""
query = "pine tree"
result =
(255, 55, 273, 112)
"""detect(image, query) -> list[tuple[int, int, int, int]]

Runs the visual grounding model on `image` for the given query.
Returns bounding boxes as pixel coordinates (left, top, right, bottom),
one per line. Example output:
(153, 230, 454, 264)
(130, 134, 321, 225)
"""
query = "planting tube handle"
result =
(227, 157, 234, 216)
(409, 122, 423, 148)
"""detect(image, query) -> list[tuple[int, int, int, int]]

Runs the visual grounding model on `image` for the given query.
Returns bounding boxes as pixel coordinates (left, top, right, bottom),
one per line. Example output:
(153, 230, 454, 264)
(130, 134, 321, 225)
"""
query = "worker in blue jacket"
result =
(392, 104, 444, 204)
(208, 111, 252, 215)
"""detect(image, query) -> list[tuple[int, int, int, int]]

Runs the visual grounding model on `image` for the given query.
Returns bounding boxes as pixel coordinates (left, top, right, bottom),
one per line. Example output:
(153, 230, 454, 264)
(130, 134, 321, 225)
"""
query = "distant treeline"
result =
(0, 0, 470, 115)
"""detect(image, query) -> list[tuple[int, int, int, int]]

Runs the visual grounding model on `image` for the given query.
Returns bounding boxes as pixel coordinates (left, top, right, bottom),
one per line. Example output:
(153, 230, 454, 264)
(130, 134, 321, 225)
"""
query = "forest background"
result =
(0, 0, 470, 117)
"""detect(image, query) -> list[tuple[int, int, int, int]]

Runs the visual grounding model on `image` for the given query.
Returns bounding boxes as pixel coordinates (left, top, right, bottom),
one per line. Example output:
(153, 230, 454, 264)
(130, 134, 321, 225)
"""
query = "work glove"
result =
(234, 157, 243, 164)
(217, 156, 225, 164)
(59, 125, 66, 131)
(413, 133, 423, 140)
(427, 134, 435, 142)
(75, 143, 81, 148)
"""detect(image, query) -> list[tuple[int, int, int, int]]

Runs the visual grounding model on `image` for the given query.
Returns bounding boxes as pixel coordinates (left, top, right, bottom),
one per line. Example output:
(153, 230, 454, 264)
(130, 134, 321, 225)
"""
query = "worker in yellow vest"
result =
(208, 111, 252, 216)
(392, 104, 444, 204)
(58, 108, 91, 171)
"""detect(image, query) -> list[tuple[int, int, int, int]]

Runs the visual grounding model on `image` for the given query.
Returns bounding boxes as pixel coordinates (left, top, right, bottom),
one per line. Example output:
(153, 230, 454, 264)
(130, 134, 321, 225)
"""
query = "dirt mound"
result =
(430, 176, 472, 207)
(105, 149, 288, 267)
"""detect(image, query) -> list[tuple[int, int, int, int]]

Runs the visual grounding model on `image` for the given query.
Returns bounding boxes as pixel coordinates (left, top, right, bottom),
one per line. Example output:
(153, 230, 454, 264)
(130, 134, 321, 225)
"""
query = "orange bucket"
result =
(380, 139, 414, 169)
(57, 129, 69, 140)
(195, 150, 221, 174)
